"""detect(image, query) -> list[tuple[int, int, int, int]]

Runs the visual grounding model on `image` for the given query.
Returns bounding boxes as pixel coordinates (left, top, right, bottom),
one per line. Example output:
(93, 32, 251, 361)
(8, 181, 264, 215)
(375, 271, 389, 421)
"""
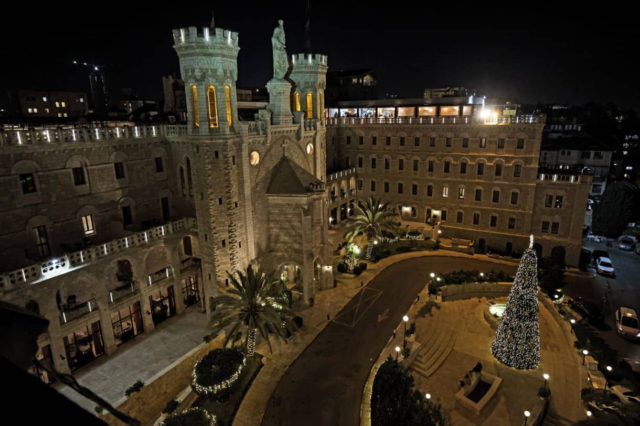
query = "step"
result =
(414, 327, 448, 364)
(411, 327, 453, 377)
(423, 333, 456, 377)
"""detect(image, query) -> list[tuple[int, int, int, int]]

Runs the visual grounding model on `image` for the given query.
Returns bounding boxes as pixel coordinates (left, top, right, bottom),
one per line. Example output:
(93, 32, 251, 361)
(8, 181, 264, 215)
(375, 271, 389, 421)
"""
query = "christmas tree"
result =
(491, 235, 540, 369)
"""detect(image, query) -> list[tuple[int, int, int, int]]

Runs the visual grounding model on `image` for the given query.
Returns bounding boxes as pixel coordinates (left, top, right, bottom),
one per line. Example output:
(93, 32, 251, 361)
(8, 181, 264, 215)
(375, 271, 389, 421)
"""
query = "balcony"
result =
(108, 281, 138, 304)
(180, 257, 201, 272)
(0, 217, 197, 292)
(327, 167, 356, 182)
(147, 267, 173, 286)
(326, 115, 544, 126)
(60, 298, 97, 325)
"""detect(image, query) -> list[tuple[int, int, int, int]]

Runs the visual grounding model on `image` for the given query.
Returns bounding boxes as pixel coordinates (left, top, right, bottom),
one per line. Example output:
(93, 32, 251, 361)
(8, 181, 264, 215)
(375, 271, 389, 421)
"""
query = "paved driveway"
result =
(261, 256, 516, 426)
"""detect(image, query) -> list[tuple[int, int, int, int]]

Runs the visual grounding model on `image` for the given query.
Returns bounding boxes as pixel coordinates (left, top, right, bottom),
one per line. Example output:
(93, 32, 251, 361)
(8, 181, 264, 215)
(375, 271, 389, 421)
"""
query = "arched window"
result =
(318, 91, 323, 115)
(186, 158, 193, 197)
(306, 92, 313, 118)
(179, 166, 186, 197)
(295, 92, 301, 112)
(207, 85, 218, 128)
(225, 85, 232, 126)
(191, 85, 199, 128)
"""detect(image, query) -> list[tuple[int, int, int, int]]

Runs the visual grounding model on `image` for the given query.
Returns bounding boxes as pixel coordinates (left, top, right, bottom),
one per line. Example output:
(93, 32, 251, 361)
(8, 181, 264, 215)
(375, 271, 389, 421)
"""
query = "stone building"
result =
(0, 21, 333, 376)
(325, 106, 591, 267)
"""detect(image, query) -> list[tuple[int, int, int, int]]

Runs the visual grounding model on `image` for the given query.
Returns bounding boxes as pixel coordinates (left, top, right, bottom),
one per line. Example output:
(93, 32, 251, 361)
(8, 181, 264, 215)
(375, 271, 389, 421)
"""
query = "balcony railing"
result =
(1, 217, 197, 292)
(327, 167, 356, 182)
(180, 257, 201, 272)
(147, 267, 173, 285)
(108, 281, 138, 304)
(326, 115, 543, 126)
(60, 298, 97, 325)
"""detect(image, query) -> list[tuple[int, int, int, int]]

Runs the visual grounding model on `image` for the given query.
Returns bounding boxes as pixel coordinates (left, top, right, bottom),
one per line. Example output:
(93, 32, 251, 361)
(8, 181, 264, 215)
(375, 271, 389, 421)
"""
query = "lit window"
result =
(295, 92, 301, 111)
(207, 85, 218, 128)
(79, 97, 84, 103)
(63, 113, 68, 117)
(82, 215, 95, 235)
(458, 186, 465, 199)
(57, 113, 62, 117)
(28, 108, 33, 113)
(306, 92, 313, 118)
(225, 85, 232, 125)
(55, 102, 60, 107)
(42, 96, 47, 102)
(192, 85, 199, 128)
(442, 185, 449, 198)
(33, 108, 38, 113)
(61, 101, 66, 107)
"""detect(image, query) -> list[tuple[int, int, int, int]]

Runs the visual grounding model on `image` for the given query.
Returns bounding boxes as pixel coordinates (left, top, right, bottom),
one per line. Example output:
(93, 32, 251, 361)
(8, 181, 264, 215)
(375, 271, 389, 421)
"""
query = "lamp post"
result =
(395, 346, 401, 361)
(523, 410, 530, 426)
(605, 365, 612, 390)
(582, 349, 589, 365)
(403, 315, 409, 348)
(543, 374, 549, 391)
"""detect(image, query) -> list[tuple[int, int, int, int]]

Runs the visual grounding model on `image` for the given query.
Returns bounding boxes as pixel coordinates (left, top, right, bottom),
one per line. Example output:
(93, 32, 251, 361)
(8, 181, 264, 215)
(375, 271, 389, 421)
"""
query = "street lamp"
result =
(425, 393, 431, 400)
(543, 374, 549, 391)
(524, 410, 530, 426)
(403, 315, 409, 348)
(430, 272, 435, 278)
(582, 349, 589, 365)
(605, 365, 613, 390)
(395, 346, 401, 361)
(586, 410, 592, 417)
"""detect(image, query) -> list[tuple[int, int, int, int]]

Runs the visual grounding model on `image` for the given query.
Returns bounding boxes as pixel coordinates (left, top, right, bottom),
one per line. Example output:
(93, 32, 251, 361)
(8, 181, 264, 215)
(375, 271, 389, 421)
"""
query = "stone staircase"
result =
(410, 323, 456, 379)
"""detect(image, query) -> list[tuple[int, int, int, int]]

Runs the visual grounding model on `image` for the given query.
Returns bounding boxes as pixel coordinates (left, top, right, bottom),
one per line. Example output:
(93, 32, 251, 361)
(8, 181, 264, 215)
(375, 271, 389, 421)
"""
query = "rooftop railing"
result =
(0, 217, 197, 292)
(327, 167, 356, 182)
(326, 115, 543, 126)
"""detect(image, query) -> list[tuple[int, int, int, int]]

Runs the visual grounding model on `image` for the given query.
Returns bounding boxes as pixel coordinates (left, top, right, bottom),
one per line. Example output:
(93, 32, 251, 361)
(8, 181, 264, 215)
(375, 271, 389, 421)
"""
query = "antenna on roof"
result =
(210, 10, 215, 31)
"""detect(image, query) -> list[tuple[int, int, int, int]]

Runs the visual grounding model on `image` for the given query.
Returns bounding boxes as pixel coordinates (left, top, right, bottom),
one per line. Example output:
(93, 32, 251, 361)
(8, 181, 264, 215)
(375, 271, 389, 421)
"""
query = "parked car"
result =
(596, 257, 615, 277)
(617, 236, 636, 251)
(568, 297, 604, 323)
(615, 307, 640, 341)
(609, 385, 640, 406)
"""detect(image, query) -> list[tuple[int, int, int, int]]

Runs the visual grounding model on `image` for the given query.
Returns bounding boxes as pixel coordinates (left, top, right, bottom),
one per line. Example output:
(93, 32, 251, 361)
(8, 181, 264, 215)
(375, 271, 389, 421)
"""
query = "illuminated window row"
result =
(191, 85, 233, 128)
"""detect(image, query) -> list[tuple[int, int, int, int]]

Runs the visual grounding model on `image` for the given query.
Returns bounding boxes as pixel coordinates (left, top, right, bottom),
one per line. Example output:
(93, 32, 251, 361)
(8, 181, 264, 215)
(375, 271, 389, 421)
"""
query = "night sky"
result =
(2, 2, 638, 107)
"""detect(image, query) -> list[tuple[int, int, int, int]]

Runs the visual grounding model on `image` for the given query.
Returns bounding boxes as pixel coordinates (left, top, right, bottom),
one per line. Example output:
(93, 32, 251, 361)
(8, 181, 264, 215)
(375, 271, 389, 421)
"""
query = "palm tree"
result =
(209, 265, 297, 357)
(345, 196, 399, 260)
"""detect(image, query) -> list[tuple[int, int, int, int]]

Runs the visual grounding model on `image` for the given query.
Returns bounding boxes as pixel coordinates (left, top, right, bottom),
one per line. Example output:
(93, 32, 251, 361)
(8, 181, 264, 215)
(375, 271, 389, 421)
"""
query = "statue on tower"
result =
(272, 19, 289, 80)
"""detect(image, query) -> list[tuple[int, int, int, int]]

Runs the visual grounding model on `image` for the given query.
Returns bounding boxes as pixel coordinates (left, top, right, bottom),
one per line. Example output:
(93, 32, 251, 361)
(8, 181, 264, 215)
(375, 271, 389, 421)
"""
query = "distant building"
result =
(16, 90, 88, 119)
(326, 69, 378, 103)
(161, 75, 187, 123)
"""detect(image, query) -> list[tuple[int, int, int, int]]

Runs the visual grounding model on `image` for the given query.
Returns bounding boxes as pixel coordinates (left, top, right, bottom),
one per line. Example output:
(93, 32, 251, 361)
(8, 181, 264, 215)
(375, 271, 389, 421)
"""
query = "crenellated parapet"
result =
(172, 26, 240, 52)
(291, 53, 328, 69)
(290, 53, 328, 124)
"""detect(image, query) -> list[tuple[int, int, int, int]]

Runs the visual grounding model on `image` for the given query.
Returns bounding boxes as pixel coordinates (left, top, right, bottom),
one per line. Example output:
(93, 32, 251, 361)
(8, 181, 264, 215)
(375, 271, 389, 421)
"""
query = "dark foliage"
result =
(162, 408, 214, 426)
(193, 348, 244, 390)
(163, 400, 179, 414)
(125, 380, 144, 396)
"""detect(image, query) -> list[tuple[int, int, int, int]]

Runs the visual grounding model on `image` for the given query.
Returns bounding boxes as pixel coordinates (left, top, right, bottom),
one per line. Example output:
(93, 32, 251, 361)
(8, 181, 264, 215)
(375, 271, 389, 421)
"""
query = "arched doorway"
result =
(279, 263, 302, 290)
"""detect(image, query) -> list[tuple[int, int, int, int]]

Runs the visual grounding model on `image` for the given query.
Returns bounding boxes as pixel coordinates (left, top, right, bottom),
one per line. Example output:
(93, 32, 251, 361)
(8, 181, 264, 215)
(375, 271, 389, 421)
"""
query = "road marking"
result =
(332, 287, 383, 328)
(377, 308, 389, 323)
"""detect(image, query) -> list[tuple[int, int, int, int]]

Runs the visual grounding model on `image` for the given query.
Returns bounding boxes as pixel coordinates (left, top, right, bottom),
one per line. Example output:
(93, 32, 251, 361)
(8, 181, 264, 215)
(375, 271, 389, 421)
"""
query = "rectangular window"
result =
(581, 151, 591, 159)
(372, 136, 377, 145)
(359, 136, 364, 145)
(20, 173, 37, 194)
(490, 215, 497, 227)
(412, 184, 418, 195)
(462, 138, 469, 148)
(457, 211, 463, 223)
(72, 167, 86, 186)
(114, 162, 125, 179)
(473, 212, 480, 225)
(385, 158, 390, 170)
(429, 137, 436, 147)
(82, 214, 95, 235)
(514, 164, 522, 178)
(477, 162, 484, 175)
(427, 185, 433, 197)
(346, 136, 351, 144)
(545, 194, 553, 208)
(497, 138, 505, 149)
(444, 161, 450, 173)
(495, 163, 503, 177)
(371, 180, 376, 192)
(358, 157, 363, 168)
(400, 137, 405, 146)
(554, 196, 563, 208)
(508, 217, 516, 229)
(155, 157, 164, 173)
(517, 139, 525, 149)
(34, 225, 50, 258)
(414, 137, 420, 146)
(442, 185, 449, 198)
(371, 158, 377, 169)
(492, 190, 500, 203)
(551, 222, 559, 234)
(510, 191, 518, 205)
(386, 136, 391, 146)
(480, 137, 487, 148)
(398, 159, 404, 170)
(441, 210, 447, 221)
(413, 159, 419, 171)
(460, 162, 467, 174)
(541, 221, 550, 233)
(122, 206, 132, 226)
(446, 138, 452, 147)
(357, 179, 363, 190)
(428, 160, 434, 173)
(458, 186, 465, 199)
(398, 183, 403, 194)
(384, 182, 389, 193)
(475, 189, 482, 201)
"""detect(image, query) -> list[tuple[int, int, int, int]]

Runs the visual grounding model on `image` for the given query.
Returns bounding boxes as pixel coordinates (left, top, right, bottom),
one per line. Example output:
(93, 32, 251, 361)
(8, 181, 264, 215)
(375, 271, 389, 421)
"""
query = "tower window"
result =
(225, 85, 233, 125)
(20, 173, 37, 194)
(191, 85, 199, 128)
(82, 215, 95, 235)
(306, 92, 313, 118)
(207, 85, 218, 128)
(155, 157, 164, 173)
(72, 167, 86, 185)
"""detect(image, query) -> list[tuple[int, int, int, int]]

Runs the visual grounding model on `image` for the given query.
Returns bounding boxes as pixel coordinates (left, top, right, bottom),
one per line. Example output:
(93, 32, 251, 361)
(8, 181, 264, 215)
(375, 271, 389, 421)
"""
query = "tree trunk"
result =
(247, 327, 257, 357)
(366, 242, 373, 260)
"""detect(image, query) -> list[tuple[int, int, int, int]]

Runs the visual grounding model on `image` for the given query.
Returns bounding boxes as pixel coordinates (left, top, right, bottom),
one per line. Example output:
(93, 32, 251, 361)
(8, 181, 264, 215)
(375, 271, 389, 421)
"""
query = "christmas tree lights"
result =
(491, 235, 540, 369)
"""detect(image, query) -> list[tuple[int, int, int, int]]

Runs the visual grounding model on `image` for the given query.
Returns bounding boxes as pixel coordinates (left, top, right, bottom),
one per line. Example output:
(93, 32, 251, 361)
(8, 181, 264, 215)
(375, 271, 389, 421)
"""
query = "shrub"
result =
(125, 380, 144, 396)
(337, 263, 347, 273)
(162, 407, 216, 426)
(353, 262, 368, 275)
(94, 406, 104, 415)
(192, 348, 246, 397)
(395, 245, 412, 253)
(402, 347, 411, 358)
(163, 400, 180, 414)
(407, 322, 416, 336)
